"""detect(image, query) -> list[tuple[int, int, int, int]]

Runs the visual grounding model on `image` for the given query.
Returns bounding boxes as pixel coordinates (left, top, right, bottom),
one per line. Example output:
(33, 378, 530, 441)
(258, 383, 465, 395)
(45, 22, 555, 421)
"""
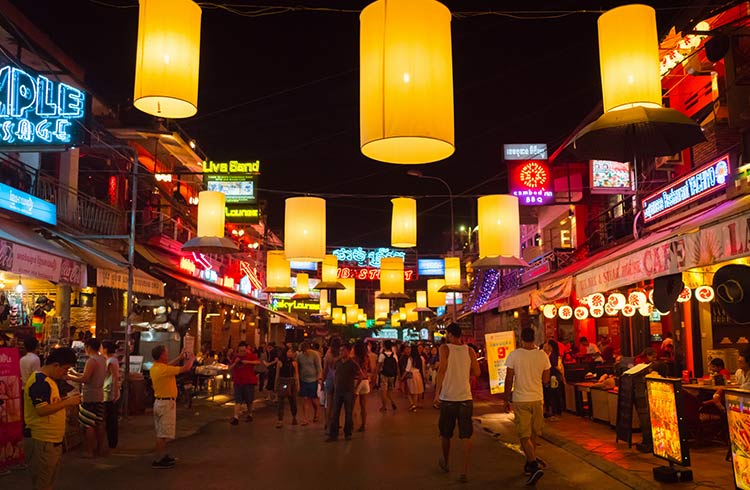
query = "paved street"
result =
(2, 391, 633, 489)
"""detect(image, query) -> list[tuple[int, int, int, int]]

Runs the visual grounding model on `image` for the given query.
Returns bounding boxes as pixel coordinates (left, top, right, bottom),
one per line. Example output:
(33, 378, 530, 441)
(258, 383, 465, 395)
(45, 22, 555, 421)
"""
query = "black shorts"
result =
(438, 400, 473, 439)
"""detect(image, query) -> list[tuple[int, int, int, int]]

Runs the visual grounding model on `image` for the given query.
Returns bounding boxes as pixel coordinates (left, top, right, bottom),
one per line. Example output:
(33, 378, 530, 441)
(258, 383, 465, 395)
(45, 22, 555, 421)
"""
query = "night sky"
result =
(12, 0, 699, 254)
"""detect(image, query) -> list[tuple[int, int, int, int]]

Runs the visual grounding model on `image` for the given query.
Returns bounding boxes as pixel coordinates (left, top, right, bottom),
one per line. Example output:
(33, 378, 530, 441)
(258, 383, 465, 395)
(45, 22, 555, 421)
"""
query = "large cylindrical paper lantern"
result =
(391, 312, 401, 327)
(266, 251, 291, 291)
(416, 291, 428, 309)
(405, 302, 418, 322)
(427, 279, 446, 307)
(322, 254, 339, 283)
(391, 197, 417, 248)
(319, 290, 330, 315)
(375, 298, 390, 320)
(337, 278, 356, 306)
(295, 273, 309, 296)
(347, 305, 359, 325)
(380, 257, 405, 295)
(360, 0, 454, 164)
(285, 197, 326, 261)
(399, 307, 407, 321)
(196, 191, 225, 238)
(332, 307, 343, 325)
(134, 0, 201, 118)
(444, 257, 461, 287)
(598, 5, 661, 112)
(477, 195, 520, 259)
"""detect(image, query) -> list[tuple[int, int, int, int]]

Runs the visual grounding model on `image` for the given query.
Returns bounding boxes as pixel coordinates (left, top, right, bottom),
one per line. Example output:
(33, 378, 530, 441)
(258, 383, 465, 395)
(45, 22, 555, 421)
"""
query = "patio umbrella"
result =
(566, 106, 705, 162)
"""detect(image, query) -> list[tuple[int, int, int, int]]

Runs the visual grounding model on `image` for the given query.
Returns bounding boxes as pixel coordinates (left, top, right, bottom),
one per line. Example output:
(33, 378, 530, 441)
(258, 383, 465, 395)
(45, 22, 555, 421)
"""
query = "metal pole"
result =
(424, 175, 456, 322)
(123, 150, 138, 420)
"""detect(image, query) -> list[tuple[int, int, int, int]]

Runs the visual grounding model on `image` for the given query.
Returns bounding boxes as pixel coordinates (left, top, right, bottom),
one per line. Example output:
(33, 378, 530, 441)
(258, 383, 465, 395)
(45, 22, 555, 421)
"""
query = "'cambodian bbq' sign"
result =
(642, 155, 729, 222)
(508, 160, 554, 205)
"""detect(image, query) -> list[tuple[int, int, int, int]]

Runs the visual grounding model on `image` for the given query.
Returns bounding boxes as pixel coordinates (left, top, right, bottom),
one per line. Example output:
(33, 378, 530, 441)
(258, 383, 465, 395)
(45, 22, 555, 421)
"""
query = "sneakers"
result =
(230, 417, 239, 426)
(152, 457, 175, 469)
(524, 461, 544, 486)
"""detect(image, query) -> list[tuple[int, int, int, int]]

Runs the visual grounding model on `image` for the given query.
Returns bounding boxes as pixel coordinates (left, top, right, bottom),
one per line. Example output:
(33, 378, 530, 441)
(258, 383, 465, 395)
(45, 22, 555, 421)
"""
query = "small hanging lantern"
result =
(314, 254, 344, 290)
(319, 290, 331, 316)
(677, 286, 692, 303)
(379, 257, 408, 299)
(391, 312, 401, 327)
(336, 278, 356, 306)
(590, 307, 604, 318)
(621, 304, 637, 317)
(358, 309, 366, 323)
(284, 197, 326, 262)
(695, 285, 715, 303)
(604, 303, 618, 316)
(182, 191, 238, 253)
(542, 304, 557, 319)
(427, 279, 446, 307)
(405, 302, 418, 322)
(375, 298, 390, 320)
(597, 4, 661, 113)
(607, 293, 626, 310)
(134, 0, 202, 118)
(292, 273, 311, 299)
(440, 257, 469, 293)
(628, 291, 647, 308)
(360, 0, 455, 164)
(639, 304, 654, 316)
(391, 197, 417, 248)
(399, 307, 407, 321)
(558, 305, 573, 320)
(474, 195, 526, 268)
(346, 305, 360, 325)
(588, 293, 606, 309)
(264, 251, 293, 293)
(415, 290, 432, 312)
(574, 306, 589, 321)
(332, 307, 344, 325)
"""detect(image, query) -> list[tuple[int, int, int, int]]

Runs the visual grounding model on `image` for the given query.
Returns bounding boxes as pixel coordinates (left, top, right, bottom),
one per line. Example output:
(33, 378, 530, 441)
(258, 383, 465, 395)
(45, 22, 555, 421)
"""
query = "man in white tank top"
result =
(434, 323, 480, 484)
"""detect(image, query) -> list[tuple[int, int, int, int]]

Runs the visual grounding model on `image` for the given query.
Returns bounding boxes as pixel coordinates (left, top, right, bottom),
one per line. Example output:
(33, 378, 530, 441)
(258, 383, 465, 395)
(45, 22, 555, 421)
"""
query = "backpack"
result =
(381, 352, 398, 377)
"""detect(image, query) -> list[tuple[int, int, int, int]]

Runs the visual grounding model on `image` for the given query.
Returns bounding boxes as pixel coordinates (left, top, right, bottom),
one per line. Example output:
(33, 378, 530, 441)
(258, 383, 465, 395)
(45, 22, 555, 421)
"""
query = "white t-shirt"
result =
(20, 352, 41, 385)
(505, 347, 551, 403)
(736, 369, 750, 389)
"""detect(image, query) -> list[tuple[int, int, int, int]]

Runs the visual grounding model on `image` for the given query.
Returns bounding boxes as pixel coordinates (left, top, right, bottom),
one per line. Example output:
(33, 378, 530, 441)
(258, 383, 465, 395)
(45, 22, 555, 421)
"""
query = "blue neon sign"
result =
(0, 65, 87, 148)
(331, 247, 406, 268)
(0, 183, 56, 225)
(418, 258, 445, 276)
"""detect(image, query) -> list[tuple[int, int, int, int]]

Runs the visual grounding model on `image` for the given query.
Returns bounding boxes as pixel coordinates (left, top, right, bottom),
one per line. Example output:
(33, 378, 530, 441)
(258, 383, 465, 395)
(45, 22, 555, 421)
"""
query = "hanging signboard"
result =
(202, 160, 260, 223)
(0, 183, 57, 225)
(0, 63, 87, 149)
(725, 389, 750, 489)
(0, 238, 85, 287)
(642, 155, 730, 223)
(0, 348, 23, 471)
(503, 143, 548, 160)
(485, 331, 515, 394)
(508, 159, 554, 205)
(590, 160, 633, 194)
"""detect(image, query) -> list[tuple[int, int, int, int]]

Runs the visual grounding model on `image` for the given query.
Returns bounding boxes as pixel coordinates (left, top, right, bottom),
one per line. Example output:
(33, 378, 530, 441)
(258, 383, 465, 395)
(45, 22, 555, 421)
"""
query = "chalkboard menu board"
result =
(616, 374, 635, 446)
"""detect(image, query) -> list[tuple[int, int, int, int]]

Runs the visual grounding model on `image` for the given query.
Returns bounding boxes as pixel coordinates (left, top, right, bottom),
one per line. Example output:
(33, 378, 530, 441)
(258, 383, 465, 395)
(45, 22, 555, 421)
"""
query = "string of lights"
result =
(470, 268, 499, 312)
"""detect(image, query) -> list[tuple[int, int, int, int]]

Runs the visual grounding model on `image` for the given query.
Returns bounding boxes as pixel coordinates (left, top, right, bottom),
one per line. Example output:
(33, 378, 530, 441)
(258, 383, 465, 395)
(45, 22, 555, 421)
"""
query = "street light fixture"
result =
(406, 170, 455, 253)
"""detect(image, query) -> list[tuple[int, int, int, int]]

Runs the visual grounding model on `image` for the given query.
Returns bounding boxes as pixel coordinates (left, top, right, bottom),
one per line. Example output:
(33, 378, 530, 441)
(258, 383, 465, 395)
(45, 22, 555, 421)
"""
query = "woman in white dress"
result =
(404, 345, 425, 412)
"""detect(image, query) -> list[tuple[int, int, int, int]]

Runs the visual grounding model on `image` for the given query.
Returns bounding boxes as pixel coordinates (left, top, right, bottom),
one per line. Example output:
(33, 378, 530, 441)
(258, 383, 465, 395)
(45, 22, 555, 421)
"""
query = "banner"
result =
(0, 238, 85, 287)
(0, 348, 24, 470)
(485, 331, 516, 395)
(530, 277, 572, 309)
(577, 208, 750, 297)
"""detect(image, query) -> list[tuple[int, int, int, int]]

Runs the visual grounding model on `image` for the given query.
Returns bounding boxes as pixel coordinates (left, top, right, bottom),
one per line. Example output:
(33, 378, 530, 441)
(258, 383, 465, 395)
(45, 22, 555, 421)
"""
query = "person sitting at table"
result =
(735, 348, 750, 389)
(659, 339, 675, 361)
(578, 337, 603, 363)
(708, 358, 731, 381)
(597, 336, 615, 363)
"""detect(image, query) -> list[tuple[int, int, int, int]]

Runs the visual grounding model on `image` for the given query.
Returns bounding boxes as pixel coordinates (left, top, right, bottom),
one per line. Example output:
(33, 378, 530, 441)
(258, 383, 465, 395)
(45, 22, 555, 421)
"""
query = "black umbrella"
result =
(566, 106, 705, 162)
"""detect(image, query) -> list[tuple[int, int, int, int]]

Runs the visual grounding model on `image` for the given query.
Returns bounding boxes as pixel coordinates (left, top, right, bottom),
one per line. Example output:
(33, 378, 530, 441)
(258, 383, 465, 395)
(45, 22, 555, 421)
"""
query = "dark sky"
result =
(12, 0, 699, 253)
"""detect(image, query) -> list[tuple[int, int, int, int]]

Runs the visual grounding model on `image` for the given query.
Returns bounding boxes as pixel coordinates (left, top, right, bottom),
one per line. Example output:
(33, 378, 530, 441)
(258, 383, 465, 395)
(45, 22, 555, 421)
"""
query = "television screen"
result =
(646, 378, 690, 466)
(725, 390, 750, 489)
(418, 258, 445, 276)
(590, 160, 633, 194)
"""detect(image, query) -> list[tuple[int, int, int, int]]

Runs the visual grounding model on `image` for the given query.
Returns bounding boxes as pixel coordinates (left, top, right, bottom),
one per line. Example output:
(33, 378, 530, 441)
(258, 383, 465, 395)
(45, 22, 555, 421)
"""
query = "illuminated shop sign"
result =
(509, 160, 554, 205)
(642, 155, 729, 223)
(418, 258, 445, 276)
(337, 267, 415, 281)
(331, 247, 406, 268)
(271, 298, 319, 313)
(290, 261, 318, 271)
(503, 143, 547, 160)
(0, 65, 86, 148)
(0, 183, 56, 225)
(590, 160, 633, 194)
(202, 160, 260, 223)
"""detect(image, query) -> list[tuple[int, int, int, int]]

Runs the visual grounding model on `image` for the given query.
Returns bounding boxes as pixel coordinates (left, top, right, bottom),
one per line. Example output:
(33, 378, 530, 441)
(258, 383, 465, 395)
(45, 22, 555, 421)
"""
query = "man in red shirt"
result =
(230, 341, 260, 425)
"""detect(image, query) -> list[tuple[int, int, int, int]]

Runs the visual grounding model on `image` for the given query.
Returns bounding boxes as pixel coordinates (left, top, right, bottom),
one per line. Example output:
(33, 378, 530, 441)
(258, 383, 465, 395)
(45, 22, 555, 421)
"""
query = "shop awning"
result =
(575, 195, 750, 297)
(0, 217, 86, 287)
(54, 235, 164, 296)
(499, 285, 537, 312)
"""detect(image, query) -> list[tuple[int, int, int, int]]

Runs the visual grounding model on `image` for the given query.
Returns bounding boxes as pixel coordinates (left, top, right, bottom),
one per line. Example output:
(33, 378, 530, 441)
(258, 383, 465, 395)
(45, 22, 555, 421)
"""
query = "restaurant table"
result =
(573, 382, 596, 417)
(195, 365, 230, 400)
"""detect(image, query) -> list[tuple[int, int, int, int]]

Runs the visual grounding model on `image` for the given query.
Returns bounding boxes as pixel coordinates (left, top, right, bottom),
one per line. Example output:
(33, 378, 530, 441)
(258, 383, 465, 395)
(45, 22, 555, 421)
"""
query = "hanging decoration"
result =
(360, 0, 454, 164)
(695, 285, 715, 303)
(264, 250, 293, 293)
(415, 291, 431, 312)
(391, 311, 401, 327)
(473, 195, 526, 268)
(379, 257, 409, 299)
(440, 257, 469, 293)
(607, 293, 626, 310)
(399, 307, 407, 321)
(405, 302, 418, 322)
(319, 290, 330, 316)
(134, 0, 202, 118)
(574, 306, 589, 320)
(542, 304, 557, 319)
(284, 197, 326, 262)
(677, 286, 692, 303)
(621, 304, 637, 317)
(336, 278, 356, 306)
(590, 306, 604, 318)
(558, 305, 573, 320)
(604, 303, 618, 316)
(314, 254, 344, 290)
(628, 290, 648, 308)
(427, 279, 447, 307)
(332, 307, 344, 325)
(182, 191, 238, 253)
(375, 298, 390, 320)
(391, 197, 417, 248)
(292, 273, 311, 299)
(639, 303, 654, 316)
(470, 268, 498, 312)
(346, 305, 360, 325)
(588, 293, 606, 309)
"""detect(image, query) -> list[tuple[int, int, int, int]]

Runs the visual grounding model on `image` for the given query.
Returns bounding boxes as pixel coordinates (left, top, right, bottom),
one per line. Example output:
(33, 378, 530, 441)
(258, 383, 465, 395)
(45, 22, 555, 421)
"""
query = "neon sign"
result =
(203, 160, 260, 223)
(0, 65, 86, 147)
(642, 155, 729, 222)
(202, 160, 260, 174)
(509, 160, 554, 205)
(337, 267, 415, 281)
(179, 257, 196, 274)
(0, 182, 56, 225)
(271, 298, 320, 313)
(331, 247, 406, 268)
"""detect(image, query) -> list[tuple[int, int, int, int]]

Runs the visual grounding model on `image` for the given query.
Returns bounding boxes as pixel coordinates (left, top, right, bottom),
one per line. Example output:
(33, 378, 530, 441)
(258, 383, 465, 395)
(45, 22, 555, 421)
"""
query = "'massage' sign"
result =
(642, 155, 730, 222)
(0, 65, 87, 148)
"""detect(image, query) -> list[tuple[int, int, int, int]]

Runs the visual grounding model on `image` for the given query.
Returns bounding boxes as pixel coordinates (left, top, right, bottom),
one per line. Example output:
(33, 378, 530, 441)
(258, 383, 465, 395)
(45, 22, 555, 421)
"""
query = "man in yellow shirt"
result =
(24, 347, 80, 490)
(149, 345, 194, 469)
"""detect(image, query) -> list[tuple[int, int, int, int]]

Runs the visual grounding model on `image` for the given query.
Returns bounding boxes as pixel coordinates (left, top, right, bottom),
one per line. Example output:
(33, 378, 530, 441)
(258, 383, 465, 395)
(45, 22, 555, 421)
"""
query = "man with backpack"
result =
(377, 340, 399, 412)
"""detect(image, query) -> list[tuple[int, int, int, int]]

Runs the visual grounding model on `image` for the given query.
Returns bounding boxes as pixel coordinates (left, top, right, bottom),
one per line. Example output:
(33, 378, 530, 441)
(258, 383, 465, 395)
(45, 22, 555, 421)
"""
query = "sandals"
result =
(438, 458, 449, 473)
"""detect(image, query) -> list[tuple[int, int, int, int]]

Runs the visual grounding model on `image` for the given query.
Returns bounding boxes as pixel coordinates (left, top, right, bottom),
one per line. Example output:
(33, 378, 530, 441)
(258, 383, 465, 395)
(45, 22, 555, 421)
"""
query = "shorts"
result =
(299, 381, 318, 398)
(29, 439, 62, 490)
(380, 376, 396, 390)
(79, 402, 104, 428)
(355, 379, 371, 395)
(234, 383, 256, 406)
(513, 400, 544, 439)
(153, 399, 176, 439)
(438, 400, 473, 439)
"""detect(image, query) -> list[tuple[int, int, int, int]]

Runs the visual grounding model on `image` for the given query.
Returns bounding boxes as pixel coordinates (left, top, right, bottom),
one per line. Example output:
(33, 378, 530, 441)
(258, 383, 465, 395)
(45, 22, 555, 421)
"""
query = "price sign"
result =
(485, 331, 516, 395)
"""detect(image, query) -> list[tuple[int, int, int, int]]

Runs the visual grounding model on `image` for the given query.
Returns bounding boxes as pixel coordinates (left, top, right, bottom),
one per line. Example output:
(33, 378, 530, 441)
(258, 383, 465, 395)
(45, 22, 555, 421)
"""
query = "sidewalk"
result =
(473, 401, 734, 490)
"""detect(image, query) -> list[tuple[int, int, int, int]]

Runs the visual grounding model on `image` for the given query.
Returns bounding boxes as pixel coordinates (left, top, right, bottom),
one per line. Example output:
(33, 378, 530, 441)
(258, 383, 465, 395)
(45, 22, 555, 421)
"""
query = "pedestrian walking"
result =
(353, 341, 371, 432)
(297, 341, 322, 425)
(367, 342, 379, 389)
(101, 340, 121, 449)
(20, 337, 40, 386)
(264, 343, 279, 402)
(254, 343, 268, 398)
(274, 346, 299, 428)
(229, 341, 260, 425)
(322, 336, 341, 430)
(149, 345, 195, 469)
(326, 343, 360, 442)
(67, 338, 107, 458)
(504, 327, 551, 486)
(377, 340, 399, 412)
(434, 323, 480, 483)
(405, 345, 425, 412)
(542, 340, 564, 421)
(23, 347, 81, 490)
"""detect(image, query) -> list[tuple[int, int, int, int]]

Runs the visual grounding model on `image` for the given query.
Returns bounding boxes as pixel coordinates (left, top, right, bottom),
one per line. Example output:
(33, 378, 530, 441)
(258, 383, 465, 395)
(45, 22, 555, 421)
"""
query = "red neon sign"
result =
(509, 160, 554, 205)
(336, 267, 415, 281)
